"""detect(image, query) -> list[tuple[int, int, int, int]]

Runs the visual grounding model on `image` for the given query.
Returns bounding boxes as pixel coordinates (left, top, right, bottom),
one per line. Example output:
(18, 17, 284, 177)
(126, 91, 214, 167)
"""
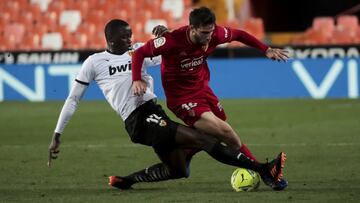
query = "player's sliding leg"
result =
(109, 163, 170, 190)
(175, 125, 286, 184)
(109, 148, 190, 190)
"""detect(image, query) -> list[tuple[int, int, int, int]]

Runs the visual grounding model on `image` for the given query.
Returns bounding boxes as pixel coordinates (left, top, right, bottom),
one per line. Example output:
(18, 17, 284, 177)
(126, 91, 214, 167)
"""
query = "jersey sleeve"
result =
(214, 25, 268, 53)
(214, 25, 233, 44)
(76, 56, 95, 85)
(54, 82, 87, 134)
(132, 36, 169, 81)
(133, 42, 162, 67)
(228, 27, 268, 53)
(148, 35, 169, 56)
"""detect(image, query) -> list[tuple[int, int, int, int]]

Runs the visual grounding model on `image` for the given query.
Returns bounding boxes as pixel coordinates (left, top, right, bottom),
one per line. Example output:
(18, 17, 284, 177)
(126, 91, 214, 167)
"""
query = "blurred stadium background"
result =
(0, 0, 360, 50)
(1, 0, 360, 202)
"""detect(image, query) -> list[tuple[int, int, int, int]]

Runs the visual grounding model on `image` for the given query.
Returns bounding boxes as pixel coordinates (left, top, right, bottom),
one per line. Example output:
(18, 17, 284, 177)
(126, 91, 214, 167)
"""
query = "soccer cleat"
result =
(260, 152, 286, 190)
(108, 176, 133, 190)
(267, 152, 286, 182)
(273, 178, 288, 191)
(261, 175, 288, 191)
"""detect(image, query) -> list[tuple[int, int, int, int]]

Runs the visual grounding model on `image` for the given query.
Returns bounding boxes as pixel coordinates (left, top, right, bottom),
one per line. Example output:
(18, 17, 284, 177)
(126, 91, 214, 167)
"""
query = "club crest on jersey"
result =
(159, 120, 167, 127)
(154, 37, 166, 48)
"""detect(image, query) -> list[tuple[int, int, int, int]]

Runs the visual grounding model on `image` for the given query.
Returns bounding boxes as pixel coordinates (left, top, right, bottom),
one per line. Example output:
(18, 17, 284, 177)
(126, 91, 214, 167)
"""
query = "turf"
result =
(0, 99, 359, 202)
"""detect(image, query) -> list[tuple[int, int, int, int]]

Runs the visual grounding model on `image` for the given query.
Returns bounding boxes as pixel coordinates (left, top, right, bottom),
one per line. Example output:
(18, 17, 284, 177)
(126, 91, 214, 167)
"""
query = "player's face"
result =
(111, 26, 132, 50)
(191, 24, 215, 45)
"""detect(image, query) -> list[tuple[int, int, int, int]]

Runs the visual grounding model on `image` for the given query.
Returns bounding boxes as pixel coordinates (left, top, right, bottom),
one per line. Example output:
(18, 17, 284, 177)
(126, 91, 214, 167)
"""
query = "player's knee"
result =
(217, 124, 233, 137)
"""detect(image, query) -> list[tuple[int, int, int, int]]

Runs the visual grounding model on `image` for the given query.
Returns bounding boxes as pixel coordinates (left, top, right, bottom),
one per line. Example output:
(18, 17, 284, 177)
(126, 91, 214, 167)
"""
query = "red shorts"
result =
(167, 86, 227, 126)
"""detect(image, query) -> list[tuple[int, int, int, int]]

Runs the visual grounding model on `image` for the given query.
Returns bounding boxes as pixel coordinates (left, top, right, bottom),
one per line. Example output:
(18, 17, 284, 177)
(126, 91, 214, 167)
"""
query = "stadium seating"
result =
(291, 15, 360, 45)
(0, 0, 358, 51)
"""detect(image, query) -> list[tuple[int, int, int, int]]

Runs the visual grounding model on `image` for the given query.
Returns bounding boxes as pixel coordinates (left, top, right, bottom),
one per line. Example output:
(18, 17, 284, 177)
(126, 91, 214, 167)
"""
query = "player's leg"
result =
(193, 111, 241, 149)
(170, 97, 257, 162)
(206, 88, 259, 162)
(109, 148, 189, 190)
(175, 124, 285, 182)
(205, 92, 288, 190)
(170, 99, 287, 190)
(194, 111, 258, 162)
(109, 100, 192, 190)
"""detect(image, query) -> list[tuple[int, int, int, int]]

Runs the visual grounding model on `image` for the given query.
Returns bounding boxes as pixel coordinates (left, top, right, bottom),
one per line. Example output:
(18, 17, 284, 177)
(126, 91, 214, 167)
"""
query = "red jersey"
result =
(132, 25, 268, 103)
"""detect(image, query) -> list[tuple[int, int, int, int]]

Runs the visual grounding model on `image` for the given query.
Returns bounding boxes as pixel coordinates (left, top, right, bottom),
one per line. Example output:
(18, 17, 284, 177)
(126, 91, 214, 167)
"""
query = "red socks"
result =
(240, 143, 258, 162)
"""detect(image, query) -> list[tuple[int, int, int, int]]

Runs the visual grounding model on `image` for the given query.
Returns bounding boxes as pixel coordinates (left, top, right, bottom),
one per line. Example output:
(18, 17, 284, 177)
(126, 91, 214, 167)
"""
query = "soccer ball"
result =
(231, 168, 260, 192)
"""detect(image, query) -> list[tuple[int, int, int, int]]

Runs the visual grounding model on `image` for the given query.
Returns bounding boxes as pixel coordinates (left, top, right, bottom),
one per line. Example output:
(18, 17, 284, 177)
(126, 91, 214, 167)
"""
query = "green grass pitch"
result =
(0, 99, 359, 202)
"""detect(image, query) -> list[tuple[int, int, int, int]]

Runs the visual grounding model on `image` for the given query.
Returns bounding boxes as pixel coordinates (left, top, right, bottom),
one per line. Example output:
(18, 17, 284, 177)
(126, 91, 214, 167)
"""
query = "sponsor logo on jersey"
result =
(154, 37, 166, 48)
(108, 62, 132, 75)
(180, 56, 204, 71)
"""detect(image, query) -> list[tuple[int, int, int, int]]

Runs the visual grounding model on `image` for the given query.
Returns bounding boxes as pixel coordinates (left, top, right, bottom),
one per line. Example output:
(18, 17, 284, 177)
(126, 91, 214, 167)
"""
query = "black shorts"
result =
(125, 99, 179, 152)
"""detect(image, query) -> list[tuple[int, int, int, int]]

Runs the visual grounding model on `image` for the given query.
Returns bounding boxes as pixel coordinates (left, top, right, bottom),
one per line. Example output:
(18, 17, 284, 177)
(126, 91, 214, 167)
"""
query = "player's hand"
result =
(48, 132, 61, 167)
(152, 25, 169, 38)
(132, 80, 147, 96)
(265, 48, 289, 62)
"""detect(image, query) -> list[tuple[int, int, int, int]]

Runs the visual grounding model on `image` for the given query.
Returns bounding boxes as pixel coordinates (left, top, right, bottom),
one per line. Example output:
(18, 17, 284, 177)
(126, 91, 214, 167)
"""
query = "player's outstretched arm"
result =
(47, 82, 87, 167)
(228, 28, 289, 62)
(265, 47, 289, 62)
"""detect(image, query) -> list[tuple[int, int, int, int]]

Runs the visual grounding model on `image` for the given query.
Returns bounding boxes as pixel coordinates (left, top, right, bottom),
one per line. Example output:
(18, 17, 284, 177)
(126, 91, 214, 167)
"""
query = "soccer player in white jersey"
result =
(48, 19, 285, 190)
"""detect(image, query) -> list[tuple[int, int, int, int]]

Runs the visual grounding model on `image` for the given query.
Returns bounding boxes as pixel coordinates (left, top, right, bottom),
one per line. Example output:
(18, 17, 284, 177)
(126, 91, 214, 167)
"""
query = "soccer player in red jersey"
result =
(132, 7, 289, 190)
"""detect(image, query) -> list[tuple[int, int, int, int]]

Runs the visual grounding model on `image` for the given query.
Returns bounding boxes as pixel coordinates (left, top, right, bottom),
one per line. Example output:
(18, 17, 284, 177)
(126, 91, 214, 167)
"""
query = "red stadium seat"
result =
(337, 15, 358, 30)
(26, 3, 42, 20)
(332, 15, 359, 45)
(77, 22, 97, 37)
(313, 17, 335, 33)
(42, 11, 59, 32)
(243, 18, 265, 40)
(22, 33, 42, 51)
(305, 17, 335, 45)
(4, 23, 26, 44)
(89, 33, 107, 50)
(305, 28, 333, 45)
(47, 1, 66, 17)
(0, 12, 11, 26)
(63, 32, 88, 50)
(332, 29, 354, 45)
(18, 12, 36, 29)
(0, 34, 17, 51)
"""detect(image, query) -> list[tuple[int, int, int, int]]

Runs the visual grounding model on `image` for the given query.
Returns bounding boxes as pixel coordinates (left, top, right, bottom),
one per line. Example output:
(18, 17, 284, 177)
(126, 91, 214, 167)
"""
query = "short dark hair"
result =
(189, 7, 216, 28)
(104, 19, 129, 41)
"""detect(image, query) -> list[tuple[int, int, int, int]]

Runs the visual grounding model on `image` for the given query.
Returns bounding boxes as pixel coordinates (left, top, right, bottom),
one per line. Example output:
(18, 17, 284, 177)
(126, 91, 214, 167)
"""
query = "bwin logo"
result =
(109, 62, 131, 75)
